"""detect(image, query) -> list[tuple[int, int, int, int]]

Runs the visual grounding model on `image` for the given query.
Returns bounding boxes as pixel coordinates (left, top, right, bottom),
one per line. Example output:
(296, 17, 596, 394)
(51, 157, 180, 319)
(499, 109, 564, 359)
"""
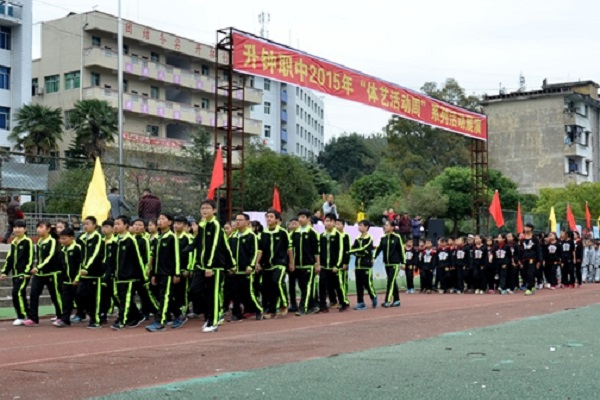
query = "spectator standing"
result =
(137, 189, 162, 221)
(411, 214, 423, 246)
(4, 196, 23, 242)
(322, 195, 338, 218)
(107, 188, 131, 220)
(398, 212, 411, 243)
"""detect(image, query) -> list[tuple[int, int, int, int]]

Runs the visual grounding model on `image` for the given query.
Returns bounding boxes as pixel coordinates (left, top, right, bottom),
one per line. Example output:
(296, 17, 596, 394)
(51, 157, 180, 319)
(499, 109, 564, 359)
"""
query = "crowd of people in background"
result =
(0, 190, 595, 334)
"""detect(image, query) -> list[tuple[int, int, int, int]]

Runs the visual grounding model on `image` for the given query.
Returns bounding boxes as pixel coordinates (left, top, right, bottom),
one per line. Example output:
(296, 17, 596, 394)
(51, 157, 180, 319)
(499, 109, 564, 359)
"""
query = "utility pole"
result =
(258, 11, 270, 38)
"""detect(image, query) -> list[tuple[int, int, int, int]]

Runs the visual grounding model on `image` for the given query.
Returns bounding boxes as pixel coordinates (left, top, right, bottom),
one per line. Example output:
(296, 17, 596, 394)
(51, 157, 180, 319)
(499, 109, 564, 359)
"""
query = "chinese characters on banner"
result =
(231, 31, 487, 140)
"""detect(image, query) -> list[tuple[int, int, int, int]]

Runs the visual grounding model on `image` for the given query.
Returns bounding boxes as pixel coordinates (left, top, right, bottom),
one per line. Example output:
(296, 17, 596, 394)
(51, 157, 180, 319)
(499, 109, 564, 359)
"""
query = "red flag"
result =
(272, 186, 282, 213)
(566, 203, 577, 231)
(207, 146, 224, 200)
(516, 202, 523, 234)
(585, 201, 591, 229)
(488, 190, 504, 228)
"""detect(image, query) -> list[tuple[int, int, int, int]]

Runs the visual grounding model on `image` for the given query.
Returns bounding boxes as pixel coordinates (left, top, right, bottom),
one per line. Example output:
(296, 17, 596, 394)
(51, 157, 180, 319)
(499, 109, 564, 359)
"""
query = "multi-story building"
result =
(32, 11, 262, 164)
(250, 76, 325, 159)
(0, 0, 32, 150)
(481, 80, 600, 194)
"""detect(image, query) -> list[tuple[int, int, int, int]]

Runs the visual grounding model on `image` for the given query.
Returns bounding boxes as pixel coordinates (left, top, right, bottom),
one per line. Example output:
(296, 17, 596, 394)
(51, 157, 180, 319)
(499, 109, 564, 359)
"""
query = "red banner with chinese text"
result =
(232, 31, 487, 140)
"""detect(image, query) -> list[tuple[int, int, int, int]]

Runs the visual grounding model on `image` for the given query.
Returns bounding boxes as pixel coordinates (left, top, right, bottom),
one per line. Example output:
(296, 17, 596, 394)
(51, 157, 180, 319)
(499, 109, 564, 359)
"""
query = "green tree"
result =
(69, 99, 118, 160)
(384, 78, 479, 186)
(181, 128, 213, 189)
(350, 171, 398, 208)
(237, 148, 317, 212)
(45, 169, 92, 213)
(317, 133, 378, 188)
(404, 185, 449, 219)
(9, 104, 63, 163)
(304, 162, 340, 196)
(534, 182, 600, 222)
(366, 193, 405, 224)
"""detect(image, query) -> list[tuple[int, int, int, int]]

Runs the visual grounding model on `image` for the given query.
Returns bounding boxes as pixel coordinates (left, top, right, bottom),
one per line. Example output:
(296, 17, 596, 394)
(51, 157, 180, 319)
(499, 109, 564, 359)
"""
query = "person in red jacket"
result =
(137, 189, 162, 221)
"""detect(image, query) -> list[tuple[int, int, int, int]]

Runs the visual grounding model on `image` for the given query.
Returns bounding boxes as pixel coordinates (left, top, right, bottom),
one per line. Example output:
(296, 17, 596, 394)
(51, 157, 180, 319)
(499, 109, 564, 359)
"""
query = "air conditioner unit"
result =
(37, 86, 44, 95)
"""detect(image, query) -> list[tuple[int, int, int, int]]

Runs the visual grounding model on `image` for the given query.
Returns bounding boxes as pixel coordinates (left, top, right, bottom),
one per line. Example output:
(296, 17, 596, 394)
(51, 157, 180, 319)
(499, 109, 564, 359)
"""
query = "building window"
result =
(44, 75, 60, 94)
(92, 36, 101, 47)
(296, 143, 299, 153)
(296, 105, 299, 115)
(264, 125, 271, 138)
(150, 52, 160, 63)
(264, 101, 271, 114)
(249, 76, 254, 88)
(0, 66, 9, 90)
(122, 44, 129, 55)
(146, 124, 160, 137)
(0, 26, 11, 50)
(150, 86, 159, 99)
(201, 98, 210, 109)
(296, 87, 299, 96)
(201, 64, 209, 76)
(64, 71, 80, 90)
(31, 78, 38, 95)
(0, 106, 10, 130)
(264, 79, 271, 91)
(91, 72, 101, 87)
(64, 110, 74, 129)
(123, 79, 128, 93)
(568, 158, 578, 174)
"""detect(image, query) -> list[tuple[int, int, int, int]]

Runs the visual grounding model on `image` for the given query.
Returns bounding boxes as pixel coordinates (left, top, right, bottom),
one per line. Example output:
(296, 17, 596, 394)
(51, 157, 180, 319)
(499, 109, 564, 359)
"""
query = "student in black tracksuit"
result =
(559, 230, 575, 288)
(229, 212, 262, 321)
(436, 239, 452, 293)
(574, 232, 584, 287)
(375, 220, 405, 307)
(319, 213, 347, 312)
(286, 218, 300, 312)
(472, 235, 488, 294)
(76, 216, 105, 328)
(147, 213, 183, 332)
(109, 216, 146, 330)
(186, 200, 235, 333)
(26, 221, 62, 326)
(452, 237, 470, 294)
(493, 234, 511, 294)
(290, 209, 320, 316)
(519, 223, 542, 295)
(173, 216, 194, 317)
(506, 233, 520, 292)
(350, 220, 377, 309)
(133, 219, 158, 319)
(543, 232, 562, 289)
(258, 211, 294, 318)
(100, 220, 118, 324)
(336, 218, 351, 302)
(0, 220, 34, 325)
(55, 228, 82, 327)
(419, 239, 436, 293)
(403, 240, 419, 293)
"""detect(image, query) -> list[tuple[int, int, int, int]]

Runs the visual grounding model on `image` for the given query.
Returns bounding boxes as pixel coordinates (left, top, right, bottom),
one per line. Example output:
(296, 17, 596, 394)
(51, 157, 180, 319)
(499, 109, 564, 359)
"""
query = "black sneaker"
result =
(255, 312, 263, 320)
(230, 315, 243, 322)
(126, 315, 146, 328)
(87, 323, 102, 329)
(111, 322, 125, 331)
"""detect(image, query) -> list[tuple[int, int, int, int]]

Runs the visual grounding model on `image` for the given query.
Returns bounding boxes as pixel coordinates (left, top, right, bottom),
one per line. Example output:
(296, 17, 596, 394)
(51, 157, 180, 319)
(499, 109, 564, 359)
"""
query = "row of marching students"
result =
(411, 222, 585, 296)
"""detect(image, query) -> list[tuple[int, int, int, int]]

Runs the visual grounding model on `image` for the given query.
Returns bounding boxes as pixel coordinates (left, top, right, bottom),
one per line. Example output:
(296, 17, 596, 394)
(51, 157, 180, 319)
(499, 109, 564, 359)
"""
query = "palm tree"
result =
(9, 104, 63, 163)
(69, 99, 118, 160)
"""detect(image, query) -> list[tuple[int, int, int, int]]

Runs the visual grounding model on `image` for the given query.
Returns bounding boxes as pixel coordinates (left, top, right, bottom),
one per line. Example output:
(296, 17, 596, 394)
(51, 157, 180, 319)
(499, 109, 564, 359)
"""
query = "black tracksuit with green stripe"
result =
(259, 225, 292, 314)
(152, 230, 182, 325)
(114, 232, 145, 324)
(291, 225, 320, 312)
(350, 234, 376, 304)
(375, 233, 405, 303)
(319, 229, 347, 308)
(229, 229, 262, 316)
(1, 236, 34, 320)
(30, 235, 63, 323)
(60, 241, 82, 325)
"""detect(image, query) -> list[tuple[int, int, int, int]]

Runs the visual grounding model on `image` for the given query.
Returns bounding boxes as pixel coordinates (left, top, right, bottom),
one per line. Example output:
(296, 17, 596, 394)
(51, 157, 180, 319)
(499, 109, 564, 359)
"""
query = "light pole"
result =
(117, 0, 124, 194)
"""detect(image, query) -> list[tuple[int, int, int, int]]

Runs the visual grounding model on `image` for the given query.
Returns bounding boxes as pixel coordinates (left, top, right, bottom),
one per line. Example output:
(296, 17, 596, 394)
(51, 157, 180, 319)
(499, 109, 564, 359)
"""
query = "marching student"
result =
(286, 217, 300, 312)
(54, 228, 82, 327)
(256, 210, 294, 318)
(133, 218, 159, 319)
(374, 219, 404, 307)
(187, 199, 235, 333)
(493, 234, 511, 294)
(464, 235, 476, 292)
(484, 237, 496, 293)
(506, 232, 520, 293)
(519, 223, 542, 296)
(403, 238, 419, 294)
(543, 232, 562, 289)
(472, 235, 488, 294)
(100, 220, 118, 324)
(25, 221, 62, 327)
(75, 216, 105, 329)
(419, 239, 436, 293)
(574, 231, 584, 287)
(581, 239, 593, 284)
(146, 213, 184, 332)
(318, 213, 348, 312)
(453, 237, 470, 294)
(109, 216, 146, 330)
(229, 212, 263, 321)
(335, 218, 351, 302)
(174, 216, 194, 318)
(290, 209, 320, 316)
(559, 231, 575, 288)
(436, 238, 452, 294)
(0, 220, 34, 326)
(350, 220, 377, 310)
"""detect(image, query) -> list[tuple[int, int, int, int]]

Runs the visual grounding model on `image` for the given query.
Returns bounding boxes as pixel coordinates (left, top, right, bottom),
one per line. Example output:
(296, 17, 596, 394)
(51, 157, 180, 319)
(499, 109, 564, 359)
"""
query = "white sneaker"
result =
(51, 316, 58, 321)
(13, 319, 25, 326)
(202, 325, 218, 333)
(202, 320, 208, 329)
(506, 289, 513, 294)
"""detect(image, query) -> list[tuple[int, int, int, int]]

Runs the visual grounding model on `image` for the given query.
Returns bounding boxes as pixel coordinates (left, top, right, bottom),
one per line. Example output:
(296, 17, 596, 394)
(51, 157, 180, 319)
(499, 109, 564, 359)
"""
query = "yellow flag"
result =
(81, 158, 111, 224)
(356, 211, 365, 222)
(549, 206, 557, 233)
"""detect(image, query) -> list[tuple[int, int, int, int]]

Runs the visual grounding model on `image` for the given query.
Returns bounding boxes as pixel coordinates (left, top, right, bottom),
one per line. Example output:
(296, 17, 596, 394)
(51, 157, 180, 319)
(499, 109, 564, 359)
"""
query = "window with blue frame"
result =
(0, 106, 10, 130)
(0, 26, 11, 50)
(0, 66, 9, 90)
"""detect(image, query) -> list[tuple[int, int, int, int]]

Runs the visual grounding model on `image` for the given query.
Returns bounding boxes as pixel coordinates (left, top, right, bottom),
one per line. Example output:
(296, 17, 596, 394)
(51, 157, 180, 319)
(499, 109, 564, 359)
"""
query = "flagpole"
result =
(117, 0, 124, 194)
